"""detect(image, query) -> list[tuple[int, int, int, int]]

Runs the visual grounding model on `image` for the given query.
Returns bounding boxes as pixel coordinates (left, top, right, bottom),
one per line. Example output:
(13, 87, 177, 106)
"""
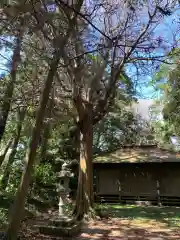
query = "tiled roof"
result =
(94, 146, 180, 163)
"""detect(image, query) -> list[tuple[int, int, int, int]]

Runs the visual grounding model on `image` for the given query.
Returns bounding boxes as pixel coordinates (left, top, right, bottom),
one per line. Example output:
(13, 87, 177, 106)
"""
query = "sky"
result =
(0, 36, 13, 77)
(0, 3, 179, 99)
(133, 10, 180, 99)
(0, 48, 10, 76)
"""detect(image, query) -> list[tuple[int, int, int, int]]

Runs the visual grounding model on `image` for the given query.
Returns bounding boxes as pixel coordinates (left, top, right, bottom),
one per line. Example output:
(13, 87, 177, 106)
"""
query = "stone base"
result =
(37, 217, 82, 237)
(49, 216, 75, 227)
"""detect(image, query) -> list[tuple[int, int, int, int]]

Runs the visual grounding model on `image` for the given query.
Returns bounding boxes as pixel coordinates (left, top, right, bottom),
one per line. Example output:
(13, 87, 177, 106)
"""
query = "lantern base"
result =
(37, 217, 82, 237)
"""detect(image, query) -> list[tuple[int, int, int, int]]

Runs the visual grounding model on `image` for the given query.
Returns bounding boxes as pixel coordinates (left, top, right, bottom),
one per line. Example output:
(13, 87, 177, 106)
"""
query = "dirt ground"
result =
(75, 218, 180, 240)
(2, 205, 180, 239)
(20, 217, 180, 240)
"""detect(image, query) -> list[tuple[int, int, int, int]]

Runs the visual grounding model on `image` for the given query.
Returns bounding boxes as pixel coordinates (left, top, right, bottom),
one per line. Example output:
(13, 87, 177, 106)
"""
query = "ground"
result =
(76, 219, 180, 240)
(74, 205, 180, 240)
(1, 204, 180, 239)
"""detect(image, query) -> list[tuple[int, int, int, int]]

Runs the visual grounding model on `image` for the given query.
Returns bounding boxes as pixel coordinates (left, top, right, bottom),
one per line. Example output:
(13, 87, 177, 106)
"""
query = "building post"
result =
(117, 180, 122, 204)
(156, 180, 161, 207)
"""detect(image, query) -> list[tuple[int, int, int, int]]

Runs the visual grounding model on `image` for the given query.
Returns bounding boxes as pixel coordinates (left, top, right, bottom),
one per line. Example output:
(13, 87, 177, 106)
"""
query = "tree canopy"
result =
(0, 0, 179, 238)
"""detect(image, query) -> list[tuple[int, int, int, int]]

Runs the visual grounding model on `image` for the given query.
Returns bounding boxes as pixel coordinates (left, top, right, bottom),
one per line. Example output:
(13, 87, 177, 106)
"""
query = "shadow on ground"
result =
(73, 205, 180, 240)
(75, 218, 180, 240)
(98, 204, 180, 228)
(2, 203, 180, 239)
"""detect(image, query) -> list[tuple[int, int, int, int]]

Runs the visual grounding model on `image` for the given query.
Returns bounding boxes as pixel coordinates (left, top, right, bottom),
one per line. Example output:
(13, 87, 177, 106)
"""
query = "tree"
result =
(40, 96, 54, 162)
(54, 0, 178, 219)
(0, 138, 13, 167)
(93, 96, 137, 154)
(152, 48, 180, 136)
(0, 0, 178, 235)
(0, 107, 26, 190)
(0, 18, 24, 142)
(5, 1, 84, 239)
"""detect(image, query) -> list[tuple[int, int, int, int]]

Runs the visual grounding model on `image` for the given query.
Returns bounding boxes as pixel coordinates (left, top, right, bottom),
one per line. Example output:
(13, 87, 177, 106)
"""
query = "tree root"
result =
(73, 206, 101, 221)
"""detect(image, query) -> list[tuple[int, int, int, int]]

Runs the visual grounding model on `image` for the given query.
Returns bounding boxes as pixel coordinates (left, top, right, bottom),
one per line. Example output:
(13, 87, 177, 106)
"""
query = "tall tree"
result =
(152, 48, 180, 136)
(0, 0, 178, 231)
(0, 107, 26, 190)
(0, 18, 24, 142)
(54, 0, 178, 219)
(5, 1, 84, 239)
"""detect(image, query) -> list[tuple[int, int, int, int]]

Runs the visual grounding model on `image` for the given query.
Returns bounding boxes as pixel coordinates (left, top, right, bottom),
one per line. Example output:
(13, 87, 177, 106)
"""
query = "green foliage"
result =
(152, 48, 180, 138)
(34, 163, 57, 185)
(0, 208, 8, 228)
(93, 110, 136, 154)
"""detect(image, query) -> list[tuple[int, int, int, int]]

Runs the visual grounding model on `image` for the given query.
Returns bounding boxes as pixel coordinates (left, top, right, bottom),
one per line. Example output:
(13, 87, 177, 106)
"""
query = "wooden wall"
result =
(95, 163, 180, 199)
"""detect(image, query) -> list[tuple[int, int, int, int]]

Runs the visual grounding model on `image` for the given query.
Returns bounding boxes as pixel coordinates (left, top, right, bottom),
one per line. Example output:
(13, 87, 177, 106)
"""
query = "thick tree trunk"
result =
(0, 138, 13, 167)
(6, 53, 60, 240)
(0, 24, 23, 143)
(1, 108, 26, 190)
(74, 105, 94, 220)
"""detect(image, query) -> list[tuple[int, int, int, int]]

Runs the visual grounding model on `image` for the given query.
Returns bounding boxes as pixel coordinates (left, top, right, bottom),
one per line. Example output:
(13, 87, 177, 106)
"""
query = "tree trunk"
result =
(40, 97, 53, 162)
(74, 105, 94, 220)
(0, 138, 13, 167)
(40, 122, 51, 162)
(1, 108, 26, 190)
(6, 52, 60, 240)
(0, 24, 24, 143)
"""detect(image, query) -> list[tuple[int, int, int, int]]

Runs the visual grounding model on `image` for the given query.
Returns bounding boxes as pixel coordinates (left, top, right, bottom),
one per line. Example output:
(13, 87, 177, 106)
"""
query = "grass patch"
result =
(96, 204, 180, 228)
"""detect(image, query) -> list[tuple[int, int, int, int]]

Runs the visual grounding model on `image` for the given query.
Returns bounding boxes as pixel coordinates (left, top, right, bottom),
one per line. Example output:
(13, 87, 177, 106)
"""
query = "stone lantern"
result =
(57, 163, 71, 217)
